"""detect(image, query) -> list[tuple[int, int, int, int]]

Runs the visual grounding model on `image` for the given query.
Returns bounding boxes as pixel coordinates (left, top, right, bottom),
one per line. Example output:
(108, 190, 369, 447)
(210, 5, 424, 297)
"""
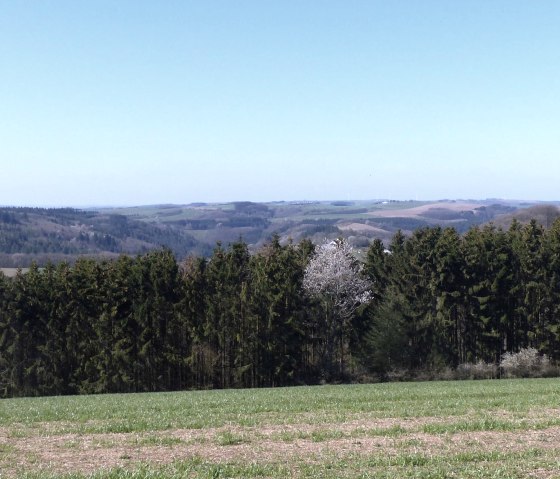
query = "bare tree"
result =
(303, 239, 373, 379)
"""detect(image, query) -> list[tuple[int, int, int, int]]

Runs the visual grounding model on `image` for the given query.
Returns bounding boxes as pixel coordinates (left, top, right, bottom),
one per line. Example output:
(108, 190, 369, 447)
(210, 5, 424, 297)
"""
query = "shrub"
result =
(456, 360, 497, 380)
(386, 368, 412, 382)
(500, 347, 553, 378)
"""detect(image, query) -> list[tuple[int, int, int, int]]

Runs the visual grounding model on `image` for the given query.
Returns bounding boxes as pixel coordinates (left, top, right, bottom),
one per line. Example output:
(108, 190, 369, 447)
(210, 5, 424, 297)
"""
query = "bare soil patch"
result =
(337, 222, 389, 234)
(2, 414, 560, 477)
(368, 202, 481, 218)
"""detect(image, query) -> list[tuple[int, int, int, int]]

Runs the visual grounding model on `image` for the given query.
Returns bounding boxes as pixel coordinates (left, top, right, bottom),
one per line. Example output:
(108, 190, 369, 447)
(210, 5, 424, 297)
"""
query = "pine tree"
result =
(0, 271, 11, 397)
(204, 241, 252, 388)
(432, 227, 466, 366)
(180, 255, 210, 388)
(517, 220, 547, 349)
(249, 235, 308, 386)
(542, 218, 560, 357)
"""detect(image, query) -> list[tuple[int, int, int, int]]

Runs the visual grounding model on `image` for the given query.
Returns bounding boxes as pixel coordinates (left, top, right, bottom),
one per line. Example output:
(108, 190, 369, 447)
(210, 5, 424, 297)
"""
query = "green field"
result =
(1, 379, 560, 478)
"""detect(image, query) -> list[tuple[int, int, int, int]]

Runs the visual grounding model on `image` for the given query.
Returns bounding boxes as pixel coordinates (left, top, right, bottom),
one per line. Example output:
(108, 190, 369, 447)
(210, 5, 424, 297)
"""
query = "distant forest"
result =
(2, 217, 560, 397)
(0, 207, 204, 267)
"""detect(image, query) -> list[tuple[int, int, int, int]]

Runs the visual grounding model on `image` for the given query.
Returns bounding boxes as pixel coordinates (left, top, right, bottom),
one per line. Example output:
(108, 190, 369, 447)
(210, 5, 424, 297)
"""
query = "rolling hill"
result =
(1, 199, 558, 268)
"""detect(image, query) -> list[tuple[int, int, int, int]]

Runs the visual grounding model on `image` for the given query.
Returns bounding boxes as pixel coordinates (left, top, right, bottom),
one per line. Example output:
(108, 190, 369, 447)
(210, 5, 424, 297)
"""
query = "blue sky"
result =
(2, 1, 560, 206)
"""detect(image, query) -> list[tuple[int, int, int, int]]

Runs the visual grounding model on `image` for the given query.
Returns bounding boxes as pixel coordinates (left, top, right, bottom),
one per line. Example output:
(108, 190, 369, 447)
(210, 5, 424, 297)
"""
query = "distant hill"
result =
(1, 200, 557, 267)
(489, 204, 560, 229)
(103, 199, 522, 247)
(0, 207, 205, 267)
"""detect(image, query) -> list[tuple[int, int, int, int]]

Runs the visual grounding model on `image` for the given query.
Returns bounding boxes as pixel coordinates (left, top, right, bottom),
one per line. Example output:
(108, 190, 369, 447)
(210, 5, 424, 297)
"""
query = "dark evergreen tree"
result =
(397, 227, 443, 369)
(0, 271, 11, 396)
(431, 227, 467, 366)
(180, 255, 210, 388)
(249, 235, 308, 386)
(204, 241, 252, 388)
(542, 218, 560, 357)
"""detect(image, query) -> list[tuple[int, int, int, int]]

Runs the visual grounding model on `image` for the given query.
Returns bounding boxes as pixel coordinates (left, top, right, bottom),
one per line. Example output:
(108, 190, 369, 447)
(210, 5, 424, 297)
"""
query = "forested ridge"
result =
(2, 201, 544, 269)
(1, 218, 560, 398)
(0, 207, 204, 268)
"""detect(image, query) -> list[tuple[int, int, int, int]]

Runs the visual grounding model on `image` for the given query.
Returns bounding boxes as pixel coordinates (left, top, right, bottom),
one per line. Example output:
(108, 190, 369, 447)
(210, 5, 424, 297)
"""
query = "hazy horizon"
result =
(3, 197, 559, 211)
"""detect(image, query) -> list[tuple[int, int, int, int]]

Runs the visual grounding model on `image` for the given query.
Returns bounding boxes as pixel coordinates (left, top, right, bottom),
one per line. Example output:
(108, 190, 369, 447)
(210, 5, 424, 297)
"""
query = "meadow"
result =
(1, 379, 560, 478)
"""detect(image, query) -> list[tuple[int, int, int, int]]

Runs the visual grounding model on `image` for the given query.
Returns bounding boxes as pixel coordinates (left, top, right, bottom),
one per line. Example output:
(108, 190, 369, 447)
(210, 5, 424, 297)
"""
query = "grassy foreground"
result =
(1, 379, 560, 478)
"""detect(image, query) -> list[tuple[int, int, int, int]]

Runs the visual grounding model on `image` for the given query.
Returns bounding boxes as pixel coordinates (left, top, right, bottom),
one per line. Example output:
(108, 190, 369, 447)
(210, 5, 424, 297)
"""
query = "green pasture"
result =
(2, 379, 560, 478)
(3, 379, 560, 433)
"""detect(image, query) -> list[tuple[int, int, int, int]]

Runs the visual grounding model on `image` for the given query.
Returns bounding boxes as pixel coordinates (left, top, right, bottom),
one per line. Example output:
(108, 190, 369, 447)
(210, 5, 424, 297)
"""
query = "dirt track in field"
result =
(2, 414, 560, 477)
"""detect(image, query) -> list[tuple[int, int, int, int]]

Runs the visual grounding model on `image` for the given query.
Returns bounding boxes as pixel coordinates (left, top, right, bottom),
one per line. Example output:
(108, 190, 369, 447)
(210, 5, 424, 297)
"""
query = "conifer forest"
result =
(2, 218, 560, 398)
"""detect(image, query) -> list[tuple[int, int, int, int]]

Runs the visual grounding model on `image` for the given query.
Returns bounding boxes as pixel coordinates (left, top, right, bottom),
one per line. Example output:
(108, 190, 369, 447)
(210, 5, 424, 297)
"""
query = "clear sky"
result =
(2, 1, 560, 207)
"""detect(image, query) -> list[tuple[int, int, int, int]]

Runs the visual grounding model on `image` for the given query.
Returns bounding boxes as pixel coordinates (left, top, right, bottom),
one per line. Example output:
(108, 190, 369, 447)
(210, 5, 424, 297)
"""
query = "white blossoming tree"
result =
(303, 238, 373, 379)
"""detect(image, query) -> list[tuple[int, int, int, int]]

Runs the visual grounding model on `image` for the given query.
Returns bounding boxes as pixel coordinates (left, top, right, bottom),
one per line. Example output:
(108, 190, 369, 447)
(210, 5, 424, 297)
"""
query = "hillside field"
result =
(1, 379, 560, 478)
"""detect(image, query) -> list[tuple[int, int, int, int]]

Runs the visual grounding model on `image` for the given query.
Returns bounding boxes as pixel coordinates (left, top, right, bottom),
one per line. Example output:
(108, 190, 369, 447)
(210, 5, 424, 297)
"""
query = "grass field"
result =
(1, 379, 560, 478)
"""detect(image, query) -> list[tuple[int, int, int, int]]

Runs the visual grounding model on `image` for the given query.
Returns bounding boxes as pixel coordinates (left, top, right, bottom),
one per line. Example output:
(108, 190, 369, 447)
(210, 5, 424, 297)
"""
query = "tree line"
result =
(1, 218, 560, 398)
